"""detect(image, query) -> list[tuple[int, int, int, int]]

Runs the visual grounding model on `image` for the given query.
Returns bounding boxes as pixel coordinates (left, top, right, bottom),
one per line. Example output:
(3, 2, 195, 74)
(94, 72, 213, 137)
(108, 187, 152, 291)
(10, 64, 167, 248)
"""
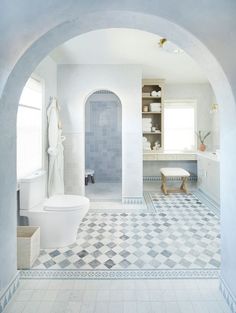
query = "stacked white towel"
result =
(142, 117, 152, 132)
(150, 103, 161, 112)
(143, 136, 151, 151)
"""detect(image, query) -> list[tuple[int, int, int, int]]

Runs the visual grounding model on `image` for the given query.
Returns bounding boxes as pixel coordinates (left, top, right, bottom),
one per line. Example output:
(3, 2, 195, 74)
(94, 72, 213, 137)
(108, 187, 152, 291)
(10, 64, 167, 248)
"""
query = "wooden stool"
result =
(160, 168, 190, 195)
(85, 169, 95, 185)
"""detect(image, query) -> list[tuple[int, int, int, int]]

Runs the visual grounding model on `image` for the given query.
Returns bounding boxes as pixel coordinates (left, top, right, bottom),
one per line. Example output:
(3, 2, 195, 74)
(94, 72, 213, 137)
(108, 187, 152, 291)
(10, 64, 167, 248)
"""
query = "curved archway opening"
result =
(85, 90, 122, 201)
(1, 9, 236, 301)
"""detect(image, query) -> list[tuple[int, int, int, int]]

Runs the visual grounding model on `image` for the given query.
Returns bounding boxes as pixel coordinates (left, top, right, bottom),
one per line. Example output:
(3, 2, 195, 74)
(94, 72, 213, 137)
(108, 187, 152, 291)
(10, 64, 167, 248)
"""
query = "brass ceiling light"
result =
(159, 38, 167, 48)
(158, 37, 184, 54)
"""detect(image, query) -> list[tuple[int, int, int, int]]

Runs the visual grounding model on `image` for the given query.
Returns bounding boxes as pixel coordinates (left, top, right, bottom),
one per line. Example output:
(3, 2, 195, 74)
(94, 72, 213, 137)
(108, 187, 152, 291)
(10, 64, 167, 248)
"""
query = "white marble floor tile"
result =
(150, 301, 166, 313)
(4, 278, 232, 313)
(97, 290, 110, 302)
(80, 302, 96, 313)
(14, 290, 34, 302)
(178, 301, 195, 313)
(137, 302, 151, 313)
(22, 301, 41, 313)
(108, 302, 124, 313)
(94, 302, 109, 313)
(42, 290, 58, 301)
(4, 301, 26, 313)
(66, 301, 82, 313)
(164, 301, 181, 313)
(124, 301, 137, 313)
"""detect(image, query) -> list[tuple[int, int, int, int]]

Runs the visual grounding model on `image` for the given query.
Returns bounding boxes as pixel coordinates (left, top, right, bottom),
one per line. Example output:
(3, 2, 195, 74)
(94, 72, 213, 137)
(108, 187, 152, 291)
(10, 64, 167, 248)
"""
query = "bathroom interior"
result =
(16, 28, 220, 275)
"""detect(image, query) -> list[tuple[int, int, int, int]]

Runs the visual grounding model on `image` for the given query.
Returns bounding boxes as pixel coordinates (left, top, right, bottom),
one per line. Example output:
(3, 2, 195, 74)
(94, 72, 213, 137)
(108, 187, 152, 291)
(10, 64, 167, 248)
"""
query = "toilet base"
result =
(20, 203, 89, 249)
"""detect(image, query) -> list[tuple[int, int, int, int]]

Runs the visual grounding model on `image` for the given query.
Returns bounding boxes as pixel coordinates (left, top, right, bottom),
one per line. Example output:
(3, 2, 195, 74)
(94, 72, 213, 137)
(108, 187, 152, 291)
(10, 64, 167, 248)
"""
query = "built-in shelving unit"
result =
(142, 79, 165, 156)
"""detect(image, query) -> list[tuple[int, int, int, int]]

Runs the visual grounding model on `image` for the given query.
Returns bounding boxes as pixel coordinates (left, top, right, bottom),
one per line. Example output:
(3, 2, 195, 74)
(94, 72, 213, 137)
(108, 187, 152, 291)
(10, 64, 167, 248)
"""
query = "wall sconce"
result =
(210, 103, 218, 114)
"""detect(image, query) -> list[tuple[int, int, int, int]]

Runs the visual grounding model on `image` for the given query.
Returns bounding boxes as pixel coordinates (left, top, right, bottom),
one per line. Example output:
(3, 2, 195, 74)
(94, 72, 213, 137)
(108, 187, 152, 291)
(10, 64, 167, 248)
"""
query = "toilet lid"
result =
(44, 195, 89, 211)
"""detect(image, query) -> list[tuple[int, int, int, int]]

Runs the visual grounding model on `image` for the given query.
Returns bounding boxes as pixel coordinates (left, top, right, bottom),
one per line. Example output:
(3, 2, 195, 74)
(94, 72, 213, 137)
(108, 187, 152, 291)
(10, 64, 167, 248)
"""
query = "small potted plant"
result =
(196, 130, 211, 151)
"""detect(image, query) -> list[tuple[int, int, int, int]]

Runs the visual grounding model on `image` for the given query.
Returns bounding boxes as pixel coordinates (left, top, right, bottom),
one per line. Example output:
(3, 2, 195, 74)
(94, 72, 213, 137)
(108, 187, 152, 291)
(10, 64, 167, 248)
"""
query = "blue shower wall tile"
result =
(85, 100, 122, 182)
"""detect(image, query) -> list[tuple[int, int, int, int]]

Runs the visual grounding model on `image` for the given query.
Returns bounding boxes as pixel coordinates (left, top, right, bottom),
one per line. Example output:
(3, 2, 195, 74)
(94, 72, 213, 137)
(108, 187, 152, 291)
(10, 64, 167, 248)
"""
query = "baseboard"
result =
(0, 272, 20, 313)
(122, 197, 143, 204)
(193, 189, 220, 217)
(143, 175, 197, 182)
(220, 276, 236, 313)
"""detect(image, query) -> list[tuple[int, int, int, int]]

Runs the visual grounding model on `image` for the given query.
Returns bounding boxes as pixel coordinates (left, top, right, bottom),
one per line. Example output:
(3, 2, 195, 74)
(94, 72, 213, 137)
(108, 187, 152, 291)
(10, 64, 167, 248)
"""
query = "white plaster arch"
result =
(2, 11, 234, 109)
(83, 88, 123, 113)
(1, 8, 236, 302)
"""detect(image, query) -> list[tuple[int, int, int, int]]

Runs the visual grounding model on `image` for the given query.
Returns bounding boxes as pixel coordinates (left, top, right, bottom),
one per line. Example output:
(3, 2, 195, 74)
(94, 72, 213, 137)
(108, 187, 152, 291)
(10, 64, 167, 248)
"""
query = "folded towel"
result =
(142, 118, 152, 122)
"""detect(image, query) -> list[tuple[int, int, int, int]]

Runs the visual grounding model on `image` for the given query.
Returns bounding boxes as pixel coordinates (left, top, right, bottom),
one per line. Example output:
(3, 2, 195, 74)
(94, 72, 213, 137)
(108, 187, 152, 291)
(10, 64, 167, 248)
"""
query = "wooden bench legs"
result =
(161, 173, 168, 195)
(180, 177, 188, 193)
(161, 175, 189, 195)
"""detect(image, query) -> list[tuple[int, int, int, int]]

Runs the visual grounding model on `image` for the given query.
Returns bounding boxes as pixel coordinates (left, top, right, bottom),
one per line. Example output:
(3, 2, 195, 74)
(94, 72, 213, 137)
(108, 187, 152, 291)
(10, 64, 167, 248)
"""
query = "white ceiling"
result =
(50, 28, 208, 84)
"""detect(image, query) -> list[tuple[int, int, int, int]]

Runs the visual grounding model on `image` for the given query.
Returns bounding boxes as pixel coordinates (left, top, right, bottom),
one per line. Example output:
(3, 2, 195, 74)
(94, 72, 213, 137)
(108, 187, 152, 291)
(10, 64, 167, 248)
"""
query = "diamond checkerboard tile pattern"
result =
(32, 193, 220, 271)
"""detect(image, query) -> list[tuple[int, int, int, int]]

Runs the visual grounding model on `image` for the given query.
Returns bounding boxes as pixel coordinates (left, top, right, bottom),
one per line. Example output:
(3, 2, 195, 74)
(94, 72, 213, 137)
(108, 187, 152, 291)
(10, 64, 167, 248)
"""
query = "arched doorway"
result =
(0, 7, 236, 305)
(85, 90, 122, 201)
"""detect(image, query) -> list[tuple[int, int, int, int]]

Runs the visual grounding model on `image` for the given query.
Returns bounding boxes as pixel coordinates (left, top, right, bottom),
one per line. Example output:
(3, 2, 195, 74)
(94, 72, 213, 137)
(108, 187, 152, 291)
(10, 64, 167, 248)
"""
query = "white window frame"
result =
(164, 99, 197, 152)
(17, 74, 45, 178)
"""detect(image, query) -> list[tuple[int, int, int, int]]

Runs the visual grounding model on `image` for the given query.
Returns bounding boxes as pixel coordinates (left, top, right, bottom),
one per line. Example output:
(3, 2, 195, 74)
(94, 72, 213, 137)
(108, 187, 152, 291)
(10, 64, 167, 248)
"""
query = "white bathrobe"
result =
(47, 97, 65, 196)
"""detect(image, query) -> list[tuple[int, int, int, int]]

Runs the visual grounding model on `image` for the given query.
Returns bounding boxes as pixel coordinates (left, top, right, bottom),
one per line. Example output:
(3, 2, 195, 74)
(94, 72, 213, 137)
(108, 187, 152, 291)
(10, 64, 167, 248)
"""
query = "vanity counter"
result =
(197, 151, 220, 162)
(143, 151, 197, 161)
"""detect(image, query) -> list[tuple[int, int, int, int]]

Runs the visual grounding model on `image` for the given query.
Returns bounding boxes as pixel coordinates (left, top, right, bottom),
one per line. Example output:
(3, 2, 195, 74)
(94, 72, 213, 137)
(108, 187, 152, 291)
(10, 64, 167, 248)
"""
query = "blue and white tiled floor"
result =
(5, 184, 227, 313)
(29, 191, 220, 277)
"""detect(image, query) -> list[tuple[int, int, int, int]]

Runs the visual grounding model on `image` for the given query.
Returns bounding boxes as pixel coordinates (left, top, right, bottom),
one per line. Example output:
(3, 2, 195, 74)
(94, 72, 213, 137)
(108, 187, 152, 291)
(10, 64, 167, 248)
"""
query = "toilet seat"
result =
(44, 195, 89, 211)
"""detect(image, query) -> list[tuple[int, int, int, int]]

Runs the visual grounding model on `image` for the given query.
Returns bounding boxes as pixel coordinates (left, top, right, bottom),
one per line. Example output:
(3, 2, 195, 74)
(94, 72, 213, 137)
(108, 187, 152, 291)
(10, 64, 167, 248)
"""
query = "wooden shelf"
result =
(142, 95, 161, 99)
(142, 112, 161, 114)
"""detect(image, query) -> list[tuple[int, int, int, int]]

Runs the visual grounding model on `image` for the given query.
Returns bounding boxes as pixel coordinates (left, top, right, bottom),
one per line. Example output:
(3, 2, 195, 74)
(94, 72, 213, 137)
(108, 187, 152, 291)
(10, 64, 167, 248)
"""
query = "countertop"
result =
(143, 150, 220, 162)
(197, 151, 220, 162)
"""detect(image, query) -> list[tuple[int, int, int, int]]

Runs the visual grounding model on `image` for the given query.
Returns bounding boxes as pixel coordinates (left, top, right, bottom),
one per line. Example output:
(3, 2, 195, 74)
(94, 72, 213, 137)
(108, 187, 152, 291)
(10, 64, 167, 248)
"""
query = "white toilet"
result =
(20, 170, 89, 249)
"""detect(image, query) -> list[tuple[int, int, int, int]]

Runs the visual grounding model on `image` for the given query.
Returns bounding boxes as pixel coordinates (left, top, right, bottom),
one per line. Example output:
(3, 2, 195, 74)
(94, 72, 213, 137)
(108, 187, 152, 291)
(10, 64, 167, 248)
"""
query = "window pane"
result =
(19, 77, 42, 109)
(164, 102, 196, 151)
(17, 79, 43, 179)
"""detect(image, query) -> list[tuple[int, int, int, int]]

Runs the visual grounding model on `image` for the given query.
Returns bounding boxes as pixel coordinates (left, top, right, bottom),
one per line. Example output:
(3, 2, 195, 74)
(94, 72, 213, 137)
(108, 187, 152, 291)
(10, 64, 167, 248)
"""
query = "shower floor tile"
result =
(32, 192, 220, 272)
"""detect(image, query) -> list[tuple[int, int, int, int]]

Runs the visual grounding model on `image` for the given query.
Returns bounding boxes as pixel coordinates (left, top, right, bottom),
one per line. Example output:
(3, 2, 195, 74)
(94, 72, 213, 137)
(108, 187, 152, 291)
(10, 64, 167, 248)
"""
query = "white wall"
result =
(34, 56, 57, 176)
(57, 64, 143, 202)
(210, 94, 220, 151)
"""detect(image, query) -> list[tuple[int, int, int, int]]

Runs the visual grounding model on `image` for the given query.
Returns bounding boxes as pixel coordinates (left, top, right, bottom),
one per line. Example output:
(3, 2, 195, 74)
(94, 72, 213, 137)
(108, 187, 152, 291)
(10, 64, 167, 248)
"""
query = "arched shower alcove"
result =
(85, 90, 122, 200)
(1, 5, 236, 306)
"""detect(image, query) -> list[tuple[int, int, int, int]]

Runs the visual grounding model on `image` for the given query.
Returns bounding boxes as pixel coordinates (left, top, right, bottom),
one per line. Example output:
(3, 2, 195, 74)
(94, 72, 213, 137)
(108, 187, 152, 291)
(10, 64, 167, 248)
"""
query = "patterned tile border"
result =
(143, 192, 156, 212)
(20, 269, 219, 280)
(220, 276, 236, 313)
(143, 176, 197, 182)
(193, 189, 220, 217)
(122, 197, 144, 204)
(0, 272, 19, 313)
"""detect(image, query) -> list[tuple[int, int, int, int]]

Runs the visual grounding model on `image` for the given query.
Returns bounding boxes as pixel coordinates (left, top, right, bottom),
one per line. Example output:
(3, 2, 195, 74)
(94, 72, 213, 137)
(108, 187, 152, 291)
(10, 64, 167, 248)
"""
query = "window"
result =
(164, 100, 197, 152)
(17, 77, 43, 178)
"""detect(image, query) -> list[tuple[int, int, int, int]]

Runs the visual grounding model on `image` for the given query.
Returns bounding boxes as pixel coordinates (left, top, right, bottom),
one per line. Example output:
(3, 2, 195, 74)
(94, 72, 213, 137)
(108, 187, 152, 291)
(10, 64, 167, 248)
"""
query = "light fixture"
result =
(158, 38, 184, 54)
(210, 103, 218, 114)
(159, 38, 167, 48)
